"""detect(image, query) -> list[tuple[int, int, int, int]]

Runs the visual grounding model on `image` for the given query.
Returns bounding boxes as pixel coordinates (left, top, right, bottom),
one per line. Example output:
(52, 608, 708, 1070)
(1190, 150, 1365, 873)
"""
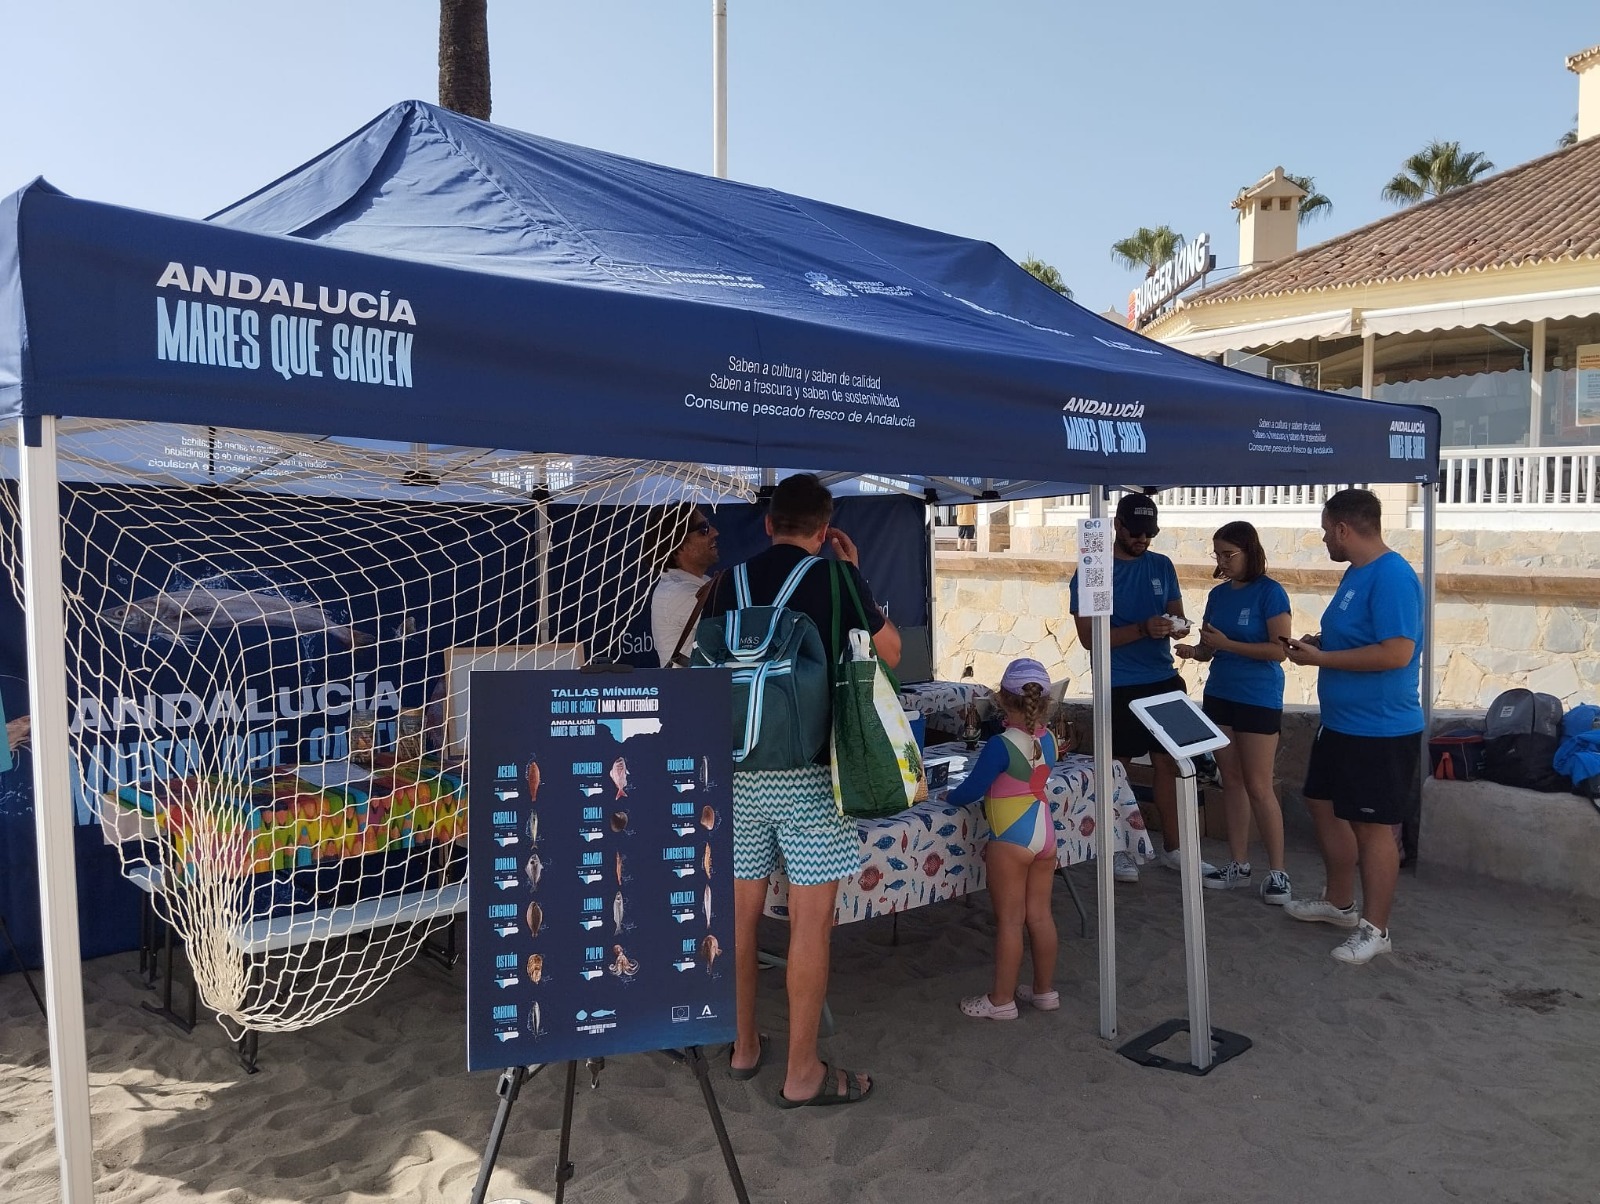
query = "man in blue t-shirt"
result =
(1070, 493, 1211, 883)
(1282, 488, 1423, 965)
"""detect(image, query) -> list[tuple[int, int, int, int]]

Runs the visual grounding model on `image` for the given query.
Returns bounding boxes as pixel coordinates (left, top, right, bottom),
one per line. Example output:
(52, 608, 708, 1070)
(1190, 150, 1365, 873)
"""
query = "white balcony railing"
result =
(1438, 447, 1600, 507)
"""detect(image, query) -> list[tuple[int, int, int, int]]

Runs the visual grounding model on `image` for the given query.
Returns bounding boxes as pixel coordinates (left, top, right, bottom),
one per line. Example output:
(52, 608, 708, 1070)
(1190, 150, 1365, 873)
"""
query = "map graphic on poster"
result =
(466, 668, 734, 1071)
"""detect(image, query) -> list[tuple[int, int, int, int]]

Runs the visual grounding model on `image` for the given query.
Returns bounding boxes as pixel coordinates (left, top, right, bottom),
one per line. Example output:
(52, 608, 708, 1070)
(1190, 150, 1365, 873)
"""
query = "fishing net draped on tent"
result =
(0, 421, 748, 1033)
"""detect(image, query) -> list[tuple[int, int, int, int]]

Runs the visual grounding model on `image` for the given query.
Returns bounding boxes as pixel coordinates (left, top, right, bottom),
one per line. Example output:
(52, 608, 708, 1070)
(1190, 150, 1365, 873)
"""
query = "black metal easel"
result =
(0, 911, 46, 1017)
(469, 1046, 749, 1204)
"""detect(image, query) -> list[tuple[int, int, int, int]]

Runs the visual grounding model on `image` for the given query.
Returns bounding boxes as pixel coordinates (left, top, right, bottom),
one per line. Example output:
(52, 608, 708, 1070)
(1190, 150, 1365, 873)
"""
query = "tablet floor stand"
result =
(1116, 754, 1251, 1076)
(469, 1047, 750, 1204)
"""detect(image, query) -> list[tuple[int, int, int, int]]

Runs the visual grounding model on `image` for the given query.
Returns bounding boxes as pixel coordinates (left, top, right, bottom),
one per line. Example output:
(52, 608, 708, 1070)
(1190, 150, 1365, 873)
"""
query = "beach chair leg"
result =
(1057, 866, 1090, 939)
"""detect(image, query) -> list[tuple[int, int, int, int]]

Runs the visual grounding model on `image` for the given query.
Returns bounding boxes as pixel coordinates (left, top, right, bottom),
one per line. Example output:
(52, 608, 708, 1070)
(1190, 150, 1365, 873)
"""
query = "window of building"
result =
(1541, 314, 1600, 447)
(1368, 326, 1533, 448)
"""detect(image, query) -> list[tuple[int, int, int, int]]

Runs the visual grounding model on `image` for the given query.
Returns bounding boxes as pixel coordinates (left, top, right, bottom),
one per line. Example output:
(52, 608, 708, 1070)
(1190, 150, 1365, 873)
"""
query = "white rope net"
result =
(0, 421, 752, 1034)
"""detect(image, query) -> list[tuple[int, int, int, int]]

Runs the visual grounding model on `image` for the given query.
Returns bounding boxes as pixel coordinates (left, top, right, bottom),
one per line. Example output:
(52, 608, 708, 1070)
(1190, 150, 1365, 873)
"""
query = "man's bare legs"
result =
(731, 877, 769, 1072)
(779, 879, 868, 1102)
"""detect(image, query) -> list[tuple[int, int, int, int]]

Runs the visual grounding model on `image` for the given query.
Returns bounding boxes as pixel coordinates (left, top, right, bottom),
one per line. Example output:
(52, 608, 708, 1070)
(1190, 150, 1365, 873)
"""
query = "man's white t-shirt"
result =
(651, 568, 710, 666)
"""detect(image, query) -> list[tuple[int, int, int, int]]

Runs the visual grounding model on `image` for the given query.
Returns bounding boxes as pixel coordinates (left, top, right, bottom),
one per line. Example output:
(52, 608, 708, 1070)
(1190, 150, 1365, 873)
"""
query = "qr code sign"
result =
(1089, 588, 1113, 613)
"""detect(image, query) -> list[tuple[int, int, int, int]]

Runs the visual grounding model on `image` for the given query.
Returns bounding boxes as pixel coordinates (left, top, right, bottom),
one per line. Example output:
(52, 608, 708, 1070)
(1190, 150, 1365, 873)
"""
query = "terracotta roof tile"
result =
(1179, 135, 1600, 309)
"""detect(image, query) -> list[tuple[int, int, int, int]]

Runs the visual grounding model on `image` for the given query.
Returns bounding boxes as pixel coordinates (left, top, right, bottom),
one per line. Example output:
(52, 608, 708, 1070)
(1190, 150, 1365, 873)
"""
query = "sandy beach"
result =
(4, 830, 1598, 1204)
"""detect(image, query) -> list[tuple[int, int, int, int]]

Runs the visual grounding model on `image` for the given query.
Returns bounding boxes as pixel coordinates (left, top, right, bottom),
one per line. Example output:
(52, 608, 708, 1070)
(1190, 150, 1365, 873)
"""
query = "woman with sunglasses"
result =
(1175, 520, 1292, 904)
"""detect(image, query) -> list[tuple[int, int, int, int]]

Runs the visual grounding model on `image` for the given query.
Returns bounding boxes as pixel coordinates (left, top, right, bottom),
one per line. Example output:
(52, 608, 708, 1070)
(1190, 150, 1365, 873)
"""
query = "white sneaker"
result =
(1283, 894, 1361, 928)
(1156, 848, 1219, 877)
(1331, 919, 1392, 964)
(960, 993, 1019, 1020)
(1014, 984, 1061, 1011)
(1202, 860, 1252, 891)
(1112, 851, 1140, 883)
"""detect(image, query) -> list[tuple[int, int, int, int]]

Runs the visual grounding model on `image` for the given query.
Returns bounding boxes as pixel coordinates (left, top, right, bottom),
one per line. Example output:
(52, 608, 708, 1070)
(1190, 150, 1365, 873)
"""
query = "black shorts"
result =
(1303, 727, 1422, 825)
(957, 525, 976, 539)
(1202, 694, 1282, 736)
(1111, 675, 1186, 760)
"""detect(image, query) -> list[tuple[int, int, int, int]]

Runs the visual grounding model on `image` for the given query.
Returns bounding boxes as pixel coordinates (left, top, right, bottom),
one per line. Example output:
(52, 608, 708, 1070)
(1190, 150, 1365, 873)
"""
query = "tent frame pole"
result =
(1089, 487, 1117, 1040)
(1419, 480, 1437, 858)
(19, 414, 97, 1202)
(711, 0, 728, 179)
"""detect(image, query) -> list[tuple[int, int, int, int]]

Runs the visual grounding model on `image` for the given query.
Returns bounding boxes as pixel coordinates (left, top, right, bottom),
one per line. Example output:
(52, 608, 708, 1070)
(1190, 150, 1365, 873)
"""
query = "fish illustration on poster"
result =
(466, 667, 734, 1070)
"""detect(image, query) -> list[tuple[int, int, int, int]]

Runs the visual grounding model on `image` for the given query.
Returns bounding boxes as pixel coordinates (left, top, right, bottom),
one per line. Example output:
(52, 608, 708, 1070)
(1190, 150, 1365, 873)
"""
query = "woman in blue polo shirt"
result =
(1176, 521, 1292, 904)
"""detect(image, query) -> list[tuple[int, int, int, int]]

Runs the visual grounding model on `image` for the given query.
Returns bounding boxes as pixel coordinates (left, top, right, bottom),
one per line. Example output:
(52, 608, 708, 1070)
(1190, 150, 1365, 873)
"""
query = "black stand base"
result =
(469, 1047, 749, 1204)
(1118, 1019, 1252, 1076)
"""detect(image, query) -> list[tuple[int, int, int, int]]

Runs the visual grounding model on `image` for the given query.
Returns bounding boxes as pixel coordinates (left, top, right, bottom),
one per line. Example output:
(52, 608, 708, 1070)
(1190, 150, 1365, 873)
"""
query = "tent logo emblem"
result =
(804, 271, 854, 298)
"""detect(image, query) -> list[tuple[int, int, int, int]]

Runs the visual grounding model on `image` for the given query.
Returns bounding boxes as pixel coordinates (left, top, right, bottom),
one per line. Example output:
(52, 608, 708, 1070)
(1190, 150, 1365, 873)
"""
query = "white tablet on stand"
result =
(1119, 690, 1249, 1075)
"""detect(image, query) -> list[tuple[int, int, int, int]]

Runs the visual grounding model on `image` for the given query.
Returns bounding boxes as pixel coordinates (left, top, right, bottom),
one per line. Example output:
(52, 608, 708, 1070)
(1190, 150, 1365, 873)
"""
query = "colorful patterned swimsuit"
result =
(983, 727, 1056, 860)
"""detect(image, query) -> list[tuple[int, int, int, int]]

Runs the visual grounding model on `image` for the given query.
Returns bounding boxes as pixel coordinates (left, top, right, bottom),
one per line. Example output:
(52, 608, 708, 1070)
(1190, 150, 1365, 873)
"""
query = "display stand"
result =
(465, 665, 743, 1201)
(468, 1049, 749, 1204)
(1116, 691, 1251, 1076)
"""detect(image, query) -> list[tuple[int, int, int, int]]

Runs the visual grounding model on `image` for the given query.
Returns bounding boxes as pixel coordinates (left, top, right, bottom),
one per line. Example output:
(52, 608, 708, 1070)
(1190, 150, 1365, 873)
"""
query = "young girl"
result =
(948, 658, 1060, 1019)
(1175, 521, 1292, 903)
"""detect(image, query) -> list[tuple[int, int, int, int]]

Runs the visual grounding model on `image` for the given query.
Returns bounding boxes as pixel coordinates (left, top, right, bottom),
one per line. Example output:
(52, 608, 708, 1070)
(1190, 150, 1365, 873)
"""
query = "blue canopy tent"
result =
(1, 101, 1439, 1198)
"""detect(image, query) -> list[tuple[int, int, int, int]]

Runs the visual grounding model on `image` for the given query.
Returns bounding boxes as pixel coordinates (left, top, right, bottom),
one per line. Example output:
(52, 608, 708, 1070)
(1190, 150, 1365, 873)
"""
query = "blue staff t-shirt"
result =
(1317, 550, 1424, 737)
(1201, 576, 1291, 710)
(1070, 550, 1181, 687)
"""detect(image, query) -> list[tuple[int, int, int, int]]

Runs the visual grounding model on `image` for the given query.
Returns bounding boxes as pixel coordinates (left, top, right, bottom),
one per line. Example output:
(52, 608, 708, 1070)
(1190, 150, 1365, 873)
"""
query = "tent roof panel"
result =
(1, 102, 1440, 492)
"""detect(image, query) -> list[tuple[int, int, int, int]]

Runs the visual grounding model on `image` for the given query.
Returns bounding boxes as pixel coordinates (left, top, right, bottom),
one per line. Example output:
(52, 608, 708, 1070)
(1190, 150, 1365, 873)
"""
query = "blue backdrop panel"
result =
(603, 494, 929, 668)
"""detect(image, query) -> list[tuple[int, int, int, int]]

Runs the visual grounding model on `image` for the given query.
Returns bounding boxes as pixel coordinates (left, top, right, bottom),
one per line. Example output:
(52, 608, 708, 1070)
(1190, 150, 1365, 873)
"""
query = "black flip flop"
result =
(775, 1062, 873, 1108)
(728, 1034, 769, 1081)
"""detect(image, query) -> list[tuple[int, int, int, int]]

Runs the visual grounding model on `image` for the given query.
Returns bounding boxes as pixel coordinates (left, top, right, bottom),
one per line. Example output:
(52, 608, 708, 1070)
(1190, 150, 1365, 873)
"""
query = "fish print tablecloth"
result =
(897, 680, 997, 734)
(765, 748, 1153, 923)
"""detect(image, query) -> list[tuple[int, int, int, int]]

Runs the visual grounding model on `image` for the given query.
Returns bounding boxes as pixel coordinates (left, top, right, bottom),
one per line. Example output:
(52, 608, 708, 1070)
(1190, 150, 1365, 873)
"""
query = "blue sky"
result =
(1, 2, 1591, 312)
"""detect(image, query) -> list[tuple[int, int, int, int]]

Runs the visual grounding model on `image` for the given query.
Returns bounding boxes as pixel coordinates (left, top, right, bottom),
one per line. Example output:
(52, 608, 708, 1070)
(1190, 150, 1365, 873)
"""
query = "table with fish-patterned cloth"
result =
(764, 748, 1153, 923)
(897, 680, 997, 734)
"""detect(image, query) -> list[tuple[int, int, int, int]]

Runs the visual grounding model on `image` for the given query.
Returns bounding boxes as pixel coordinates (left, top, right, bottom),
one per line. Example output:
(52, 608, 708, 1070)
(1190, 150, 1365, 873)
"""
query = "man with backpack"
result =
(1282, 488, 1423, 965)
(702, 474, 899, 1107)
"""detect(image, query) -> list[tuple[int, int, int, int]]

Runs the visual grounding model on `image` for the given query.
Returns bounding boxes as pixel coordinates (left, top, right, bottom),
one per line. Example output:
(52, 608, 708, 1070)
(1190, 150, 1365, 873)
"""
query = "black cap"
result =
(1115, 492, 1159, 537)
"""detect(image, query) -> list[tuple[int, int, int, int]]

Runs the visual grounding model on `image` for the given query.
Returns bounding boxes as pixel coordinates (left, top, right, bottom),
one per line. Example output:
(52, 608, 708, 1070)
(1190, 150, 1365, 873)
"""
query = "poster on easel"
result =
(466, 667, 734, 1071)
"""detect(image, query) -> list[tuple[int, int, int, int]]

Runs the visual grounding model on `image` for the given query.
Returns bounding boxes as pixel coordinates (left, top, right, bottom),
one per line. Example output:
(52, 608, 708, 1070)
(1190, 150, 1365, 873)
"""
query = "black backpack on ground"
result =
(1481, 688, 1569, 793)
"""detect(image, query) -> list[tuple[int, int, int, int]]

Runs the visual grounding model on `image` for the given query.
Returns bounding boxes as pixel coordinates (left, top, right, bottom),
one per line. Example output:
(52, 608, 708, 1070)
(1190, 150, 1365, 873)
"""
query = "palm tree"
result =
(1285, 174, 1332, 224)
(1110, 226, 1183, 276)
(439, 0, 491, 120)
(1559, 115, 1578, 149)
(1381, 140, 1494, 206)
(1018, 257, 1073, 298)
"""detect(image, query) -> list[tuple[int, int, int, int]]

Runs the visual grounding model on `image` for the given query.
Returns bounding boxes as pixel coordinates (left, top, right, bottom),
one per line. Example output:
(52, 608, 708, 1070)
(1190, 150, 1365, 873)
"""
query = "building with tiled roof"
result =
(1140, 45, 1600, 508)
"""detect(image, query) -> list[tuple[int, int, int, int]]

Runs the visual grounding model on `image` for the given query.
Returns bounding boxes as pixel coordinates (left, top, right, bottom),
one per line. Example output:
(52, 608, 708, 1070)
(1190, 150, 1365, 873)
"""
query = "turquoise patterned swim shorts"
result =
(732, 765, 862, 886)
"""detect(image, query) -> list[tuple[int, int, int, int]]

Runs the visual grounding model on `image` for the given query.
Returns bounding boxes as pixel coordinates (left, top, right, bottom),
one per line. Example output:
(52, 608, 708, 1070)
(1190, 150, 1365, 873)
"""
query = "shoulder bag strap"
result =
(669, 572, 722, 668)
(772, 554, 822, 609)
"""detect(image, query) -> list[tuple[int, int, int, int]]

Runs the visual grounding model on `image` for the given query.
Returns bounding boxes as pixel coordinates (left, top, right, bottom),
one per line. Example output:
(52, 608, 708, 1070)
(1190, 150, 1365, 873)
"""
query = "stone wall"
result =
(933, 528, 1600, 710)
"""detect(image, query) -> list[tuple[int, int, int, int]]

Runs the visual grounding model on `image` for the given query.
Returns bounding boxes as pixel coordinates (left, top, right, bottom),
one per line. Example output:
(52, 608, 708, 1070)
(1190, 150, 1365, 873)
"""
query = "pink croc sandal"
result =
(960, 993, 1019, 1020)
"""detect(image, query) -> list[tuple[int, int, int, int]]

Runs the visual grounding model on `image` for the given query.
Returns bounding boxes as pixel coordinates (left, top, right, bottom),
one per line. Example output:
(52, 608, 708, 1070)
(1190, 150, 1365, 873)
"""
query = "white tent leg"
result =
(1420, 481, 1437, 853)
(19, 415, 96, 1202)
(1089, 488, 1117, 1040)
